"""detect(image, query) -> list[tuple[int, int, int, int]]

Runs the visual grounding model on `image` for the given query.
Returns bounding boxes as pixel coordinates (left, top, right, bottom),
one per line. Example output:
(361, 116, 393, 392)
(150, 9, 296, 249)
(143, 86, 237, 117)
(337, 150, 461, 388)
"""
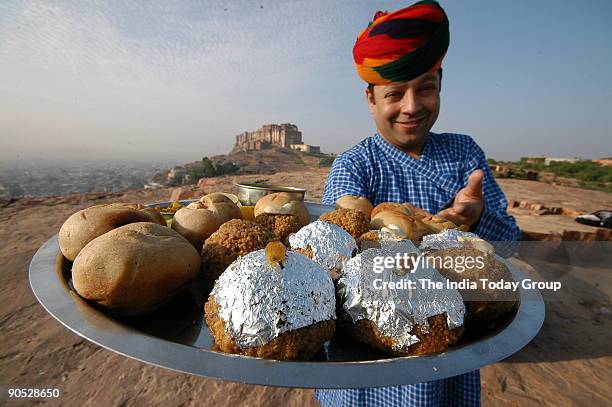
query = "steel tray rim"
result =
(29, 202, 545, 389)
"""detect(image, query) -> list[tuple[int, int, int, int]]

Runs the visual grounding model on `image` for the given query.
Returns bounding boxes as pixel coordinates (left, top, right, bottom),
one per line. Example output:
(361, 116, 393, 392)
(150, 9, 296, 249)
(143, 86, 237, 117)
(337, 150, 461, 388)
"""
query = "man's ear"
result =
(365, 86, 376, 113)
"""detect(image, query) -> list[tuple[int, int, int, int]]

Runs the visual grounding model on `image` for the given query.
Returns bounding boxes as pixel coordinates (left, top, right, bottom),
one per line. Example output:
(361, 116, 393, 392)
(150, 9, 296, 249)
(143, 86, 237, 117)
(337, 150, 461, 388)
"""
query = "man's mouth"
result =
(395, 117, 425, 128)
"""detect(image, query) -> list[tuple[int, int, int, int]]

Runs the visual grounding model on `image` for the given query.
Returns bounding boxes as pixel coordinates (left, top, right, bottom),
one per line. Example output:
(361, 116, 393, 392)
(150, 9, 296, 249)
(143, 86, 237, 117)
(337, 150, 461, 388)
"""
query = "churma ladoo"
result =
(254, 213, 302, 245)
(319, 208, 371, 238)
(334, 195, 374, 219)
(204, 243, 336, 360)
(337, 246, 465, 356)
(357, 230, 420, 253)
(420, 229, 495, 255)
(200, 219, 277, 281)
(425, 242, 519, 336)
(288, 220, 358, 281)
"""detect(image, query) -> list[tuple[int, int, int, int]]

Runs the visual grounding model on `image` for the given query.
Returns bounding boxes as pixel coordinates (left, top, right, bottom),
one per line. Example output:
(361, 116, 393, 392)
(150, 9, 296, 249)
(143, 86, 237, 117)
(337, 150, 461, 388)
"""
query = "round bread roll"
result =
(370, 210, 430, 241)
(335, 195, 374, 219)
(370, 202, 413, 219)
(254, 192, 310, 227)
(171, 193, 242, 248)
(200, 193, 242, 222)
(59, 203, 166, 262)
(72, 222, 200, 316)
(171, 204, 224, 249)
(371, 202, 433, 220)
(402, 202, 432, 219)
(421, 215, 458, 234)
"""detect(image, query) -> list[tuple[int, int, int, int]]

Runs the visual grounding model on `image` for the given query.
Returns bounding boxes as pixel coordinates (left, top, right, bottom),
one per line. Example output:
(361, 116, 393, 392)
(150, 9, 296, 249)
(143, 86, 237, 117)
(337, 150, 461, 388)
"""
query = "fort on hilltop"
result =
(233, 123, 320, 154)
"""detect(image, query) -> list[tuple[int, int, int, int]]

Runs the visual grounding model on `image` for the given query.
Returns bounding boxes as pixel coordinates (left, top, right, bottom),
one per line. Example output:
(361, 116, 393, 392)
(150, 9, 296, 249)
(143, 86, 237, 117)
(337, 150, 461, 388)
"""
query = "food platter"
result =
(29, 201, 545, 389)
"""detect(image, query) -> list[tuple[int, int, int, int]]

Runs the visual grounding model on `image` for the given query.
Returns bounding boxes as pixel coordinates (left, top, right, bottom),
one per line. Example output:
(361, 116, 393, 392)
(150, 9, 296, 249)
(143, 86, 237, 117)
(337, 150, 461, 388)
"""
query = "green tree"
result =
(201, 157, 216, 177)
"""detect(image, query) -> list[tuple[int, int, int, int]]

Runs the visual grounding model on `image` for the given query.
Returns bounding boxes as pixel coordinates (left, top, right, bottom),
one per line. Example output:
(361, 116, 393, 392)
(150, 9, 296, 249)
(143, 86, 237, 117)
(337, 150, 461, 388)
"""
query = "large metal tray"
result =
(29, 202, 545, 389)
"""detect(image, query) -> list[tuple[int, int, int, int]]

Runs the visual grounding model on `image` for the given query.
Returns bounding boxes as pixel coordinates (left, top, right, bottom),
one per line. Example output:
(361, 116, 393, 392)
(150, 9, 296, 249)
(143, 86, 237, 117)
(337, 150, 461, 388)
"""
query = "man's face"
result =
(366, 71, 441, 155)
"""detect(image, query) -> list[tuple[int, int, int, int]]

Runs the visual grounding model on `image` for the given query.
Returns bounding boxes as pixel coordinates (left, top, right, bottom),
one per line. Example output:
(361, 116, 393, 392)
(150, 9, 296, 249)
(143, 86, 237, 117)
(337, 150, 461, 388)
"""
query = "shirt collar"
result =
(372, 132, 461, 193)
(373, 132, 434, 163)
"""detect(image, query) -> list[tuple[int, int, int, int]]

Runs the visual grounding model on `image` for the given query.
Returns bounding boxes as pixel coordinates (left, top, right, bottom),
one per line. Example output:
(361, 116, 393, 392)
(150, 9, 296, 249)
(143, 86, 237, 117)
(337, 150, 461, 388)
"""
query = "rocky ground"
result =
(1, 171, 610, 406)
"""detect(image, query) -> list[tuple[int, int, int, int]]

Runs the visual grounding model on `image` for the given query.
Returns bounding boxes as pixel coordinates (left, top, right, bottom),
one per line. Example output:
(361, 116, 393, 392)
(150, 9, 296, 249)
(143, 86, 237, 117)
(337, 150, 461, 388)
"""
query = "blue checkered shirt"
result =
(317, 133, 520, 407)
(322, 133, 520, 242)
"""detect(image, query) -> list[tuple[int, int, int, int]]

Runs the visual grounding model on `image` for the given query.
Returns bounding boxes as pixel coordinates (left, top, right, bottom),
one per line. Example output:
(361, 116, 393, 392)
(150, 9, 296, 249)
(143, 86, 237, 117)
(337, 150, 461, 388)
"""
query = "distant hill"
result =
(155, 147, 336, 186)
(210, 147, 334, 175)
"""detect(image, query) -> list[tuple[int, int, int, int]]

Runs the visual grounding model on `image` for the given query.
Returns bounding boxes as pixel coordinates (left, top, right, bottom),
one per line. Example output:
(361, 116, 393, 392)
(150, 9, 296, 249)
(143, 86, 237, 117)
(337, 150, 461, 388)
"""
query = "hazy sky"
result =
(1, 0, 611, 165)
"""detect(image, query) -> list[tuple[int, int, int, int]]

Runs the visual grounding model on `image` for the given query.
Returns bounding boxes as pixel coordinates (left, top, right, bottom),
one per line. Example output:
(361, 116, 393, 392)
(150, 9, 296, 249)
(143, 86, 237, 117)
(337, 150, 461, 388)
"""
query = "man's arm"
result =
(321, 154, 369, 205)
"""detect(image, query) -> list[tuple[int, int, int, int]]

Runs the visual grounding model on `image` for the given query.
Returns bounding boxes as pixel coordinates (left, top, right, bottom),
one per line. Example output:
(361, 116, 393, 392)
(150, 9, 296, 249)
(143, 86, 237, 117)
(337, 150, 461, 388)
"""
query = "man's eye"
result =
(421, 86, 437, 92)
(385, 92, 402, 98)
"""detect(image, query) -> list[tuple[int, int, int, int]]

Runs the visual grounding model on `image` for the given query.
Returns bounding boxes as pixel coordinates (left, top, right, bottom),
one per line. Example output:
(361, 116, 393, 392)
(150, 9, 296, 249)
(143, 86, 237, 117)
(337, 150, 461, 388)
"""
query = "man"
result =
(317, 1, 520, 406)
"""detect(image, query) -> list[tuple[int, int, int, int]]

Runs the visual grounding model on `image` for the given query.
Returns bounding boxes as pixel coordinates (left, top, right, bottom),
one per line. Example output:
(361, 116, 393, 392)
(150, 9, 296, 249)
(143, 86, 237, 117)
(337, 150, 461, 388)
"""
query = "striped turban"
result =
(353, 0, 449, 85)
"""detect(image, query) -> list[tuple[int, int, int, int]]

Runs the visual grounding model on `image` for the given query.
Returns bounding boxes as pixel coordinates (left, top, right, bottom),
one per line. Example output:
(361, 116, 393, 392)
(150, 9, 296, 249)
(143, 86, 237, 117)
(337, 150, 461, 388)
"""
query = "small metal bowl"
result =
(235, 183, 306, 206)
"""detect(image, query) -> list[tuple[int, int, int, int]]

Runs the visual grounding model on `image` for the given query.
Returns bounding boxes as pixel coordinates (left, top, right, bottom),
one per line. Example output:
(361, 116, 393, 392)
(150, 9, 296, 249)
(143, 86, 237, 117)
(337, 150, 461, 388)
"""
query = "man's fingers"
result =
(452, 202, 466, 214)
(437, 208, 454, 218)
(466, 169, 484, 198)
(437, 209, 467, 226)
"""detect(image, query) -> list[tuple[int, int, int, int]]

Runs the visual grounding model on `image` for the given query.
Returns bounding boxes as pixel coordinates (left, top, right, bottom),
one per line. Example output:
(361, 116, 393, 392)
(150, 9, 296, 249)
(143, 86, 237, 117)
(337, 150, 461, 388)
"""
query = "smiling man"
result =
(366, 72, 440, 158)
(318, 1, 520, 406)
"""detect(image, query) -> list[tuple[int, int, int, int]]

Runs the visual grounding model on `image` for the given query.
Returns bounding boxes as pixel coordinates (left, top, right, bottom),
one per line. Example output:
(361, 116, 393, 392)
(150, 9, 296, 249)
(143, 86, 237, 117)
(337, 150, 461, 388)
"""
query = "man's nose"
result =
(400, 90, 421, 114)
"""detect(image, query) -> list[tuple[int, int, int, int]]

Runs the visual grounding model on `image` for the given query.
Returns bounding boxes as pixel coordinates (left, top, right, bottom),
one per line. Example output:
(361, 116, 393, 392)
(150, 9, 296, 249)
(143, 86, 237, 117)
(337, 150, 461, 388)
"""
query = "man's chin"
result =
(393, 132, 427, 148)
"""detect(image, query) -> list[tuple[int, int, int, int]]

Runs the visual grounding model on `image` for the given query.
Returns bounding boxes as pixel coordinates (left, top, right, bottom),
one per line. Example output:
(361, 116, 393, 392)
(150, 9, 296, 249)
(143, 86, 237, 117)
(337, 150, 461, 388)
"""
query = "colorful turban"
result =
(353, 0, 449, 85)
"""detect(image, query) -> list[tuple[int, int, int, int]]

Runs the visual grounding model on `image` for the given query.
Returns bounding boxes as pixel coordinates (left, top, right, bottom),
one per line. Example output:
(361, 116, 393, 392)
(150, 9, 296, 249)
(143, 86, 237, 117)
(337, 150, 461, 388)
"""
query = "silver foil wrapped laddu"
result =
(420, 229, 495, 255)
(211, 249, 336, 349)
(358, 229, 420, 253)
(337, 245, 465, 353)
(288, 220, 358, 280)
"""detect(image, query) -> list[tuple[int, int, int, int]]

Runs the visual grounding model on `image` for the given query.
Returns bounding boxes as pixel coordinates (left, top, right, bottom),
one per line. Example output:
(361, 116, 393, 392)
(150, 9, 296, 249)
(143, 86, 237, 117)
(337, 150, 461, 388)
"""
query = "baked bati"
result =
(59, 202, 166, 261)
(71, 222, 200, 316)
(171, 193, 241, 250)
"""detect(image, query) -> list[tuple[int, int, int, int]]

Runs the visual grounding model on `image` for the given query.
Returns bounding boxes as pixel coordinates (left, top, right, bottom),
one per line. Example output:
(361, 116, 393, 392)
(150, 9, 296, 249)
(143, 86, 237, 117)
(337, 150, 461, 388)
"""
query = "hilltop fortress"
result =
(233, 123, 320, 154)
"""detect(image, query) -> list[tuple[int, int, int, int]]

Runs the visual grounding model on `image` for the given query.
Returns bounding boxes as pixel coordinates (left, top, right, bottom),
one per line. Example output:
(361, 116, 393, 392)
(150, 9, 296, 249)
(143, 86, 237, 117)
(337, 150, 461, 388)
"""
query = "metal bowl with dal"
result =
(235, 182, 306, 206)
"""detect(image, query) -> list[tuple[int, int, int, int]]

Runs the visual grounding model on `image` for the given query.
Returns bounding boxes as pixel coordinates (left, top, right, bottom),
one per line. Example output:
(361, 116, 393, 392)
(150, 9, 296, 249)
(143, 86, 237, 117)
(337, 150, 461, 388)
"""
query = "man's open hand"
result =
(438, 169, 484, 228)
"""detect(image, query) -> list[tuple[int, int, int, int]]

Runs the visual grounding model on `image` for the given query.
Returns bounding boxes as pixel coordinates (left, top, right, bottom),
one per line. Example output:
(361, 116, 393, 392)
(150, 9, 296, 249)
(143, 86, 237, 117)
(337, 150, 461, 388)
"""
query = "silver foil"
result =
(212, 250, 336, 349)
(288, 220, 358, 277)
(337, 245, 465, 352)
(420, 229, 486, 253)
(358, 230, 420, 253)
